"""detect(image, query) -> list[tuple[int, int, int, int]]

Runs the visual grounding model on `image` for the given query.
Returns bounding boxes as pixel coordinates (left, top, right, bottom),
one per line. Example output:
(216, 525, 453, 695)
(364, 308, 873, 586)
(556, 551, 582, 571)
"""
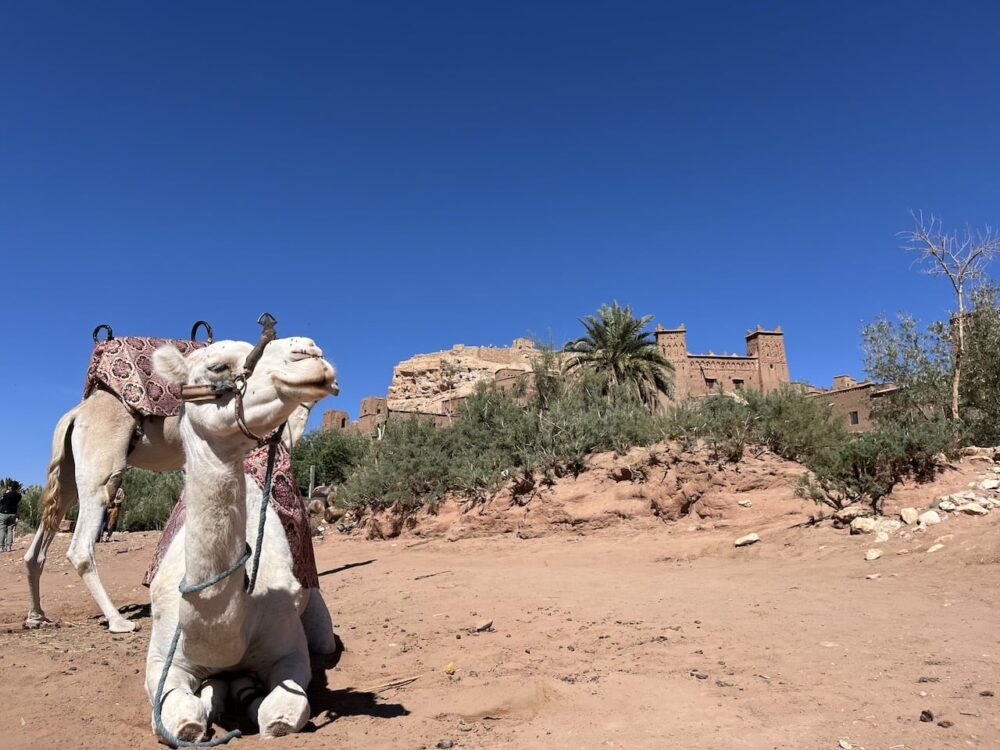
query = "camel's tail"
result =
(41, 406, 80, 532)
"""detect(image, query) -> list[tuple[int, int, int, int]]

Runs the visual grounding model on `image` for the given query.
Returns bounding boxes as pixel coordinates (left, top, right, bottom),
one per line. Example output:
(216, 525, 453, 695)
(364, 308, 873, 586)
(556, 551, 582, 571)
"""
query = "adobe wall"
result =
(656, 324, 790, 399)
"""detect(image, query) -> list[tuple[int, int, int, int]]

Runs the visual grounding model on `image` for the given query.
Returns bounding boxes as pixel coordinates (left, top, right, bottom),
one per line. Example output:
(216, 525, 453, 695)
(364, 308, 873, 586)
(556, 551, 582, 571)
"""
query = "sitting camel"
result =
(147, 337, 338, 742)
(25, 336, 327, 635)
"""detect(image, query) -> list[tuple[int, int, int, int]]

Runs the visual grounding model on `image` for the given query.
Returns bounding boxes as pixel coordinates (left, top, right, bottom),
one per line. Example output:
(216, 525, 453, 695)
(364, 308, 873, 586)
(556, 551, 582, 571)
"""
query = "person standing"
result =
(103, 486, 125, 542)
(0, 480, 23, 553)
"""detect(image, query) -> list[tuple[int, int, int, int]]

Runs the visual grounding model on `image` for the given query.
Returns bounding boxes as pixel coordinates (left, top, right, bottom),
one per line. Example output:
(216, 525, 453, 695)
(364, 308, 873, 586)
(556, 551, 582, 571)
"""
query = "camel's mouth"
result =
(271, 358, 339, 398)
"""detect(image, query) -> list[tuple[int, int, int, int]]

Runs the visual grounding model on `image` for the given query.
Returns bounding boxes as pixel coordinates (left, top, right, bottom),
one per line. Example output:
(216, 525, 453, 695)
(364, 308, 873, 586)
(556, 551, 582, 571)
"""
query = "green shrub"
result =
(15, 485, 44, 534)
(119, 470, 183, 530)
(801, 419, 955, 513)
(291, 428, 371, 488)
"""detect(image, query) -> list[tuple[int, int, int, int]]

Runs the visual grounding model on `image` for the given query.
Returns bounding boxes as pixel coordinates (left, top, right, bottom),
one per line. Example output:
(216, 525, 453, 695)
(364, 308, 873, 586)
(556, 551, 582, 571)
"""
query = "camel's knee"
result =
(66, 545, 95, 576)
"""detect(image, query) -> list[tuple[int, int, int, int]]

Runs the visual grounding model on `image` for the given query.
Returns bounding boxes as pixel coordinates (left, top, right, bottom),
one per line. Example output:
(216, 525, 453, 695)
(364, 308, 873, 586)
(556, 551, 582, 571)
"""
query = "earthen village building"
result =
(322, 323, 890, 436)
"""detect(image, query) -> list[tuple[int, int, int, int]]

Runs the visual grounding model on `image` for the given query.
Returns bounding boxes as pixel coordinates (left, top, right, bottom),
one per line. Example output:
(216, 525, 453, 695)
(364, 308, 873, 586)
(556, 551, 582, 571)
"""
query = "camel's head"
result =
(154, 337, 338, 449)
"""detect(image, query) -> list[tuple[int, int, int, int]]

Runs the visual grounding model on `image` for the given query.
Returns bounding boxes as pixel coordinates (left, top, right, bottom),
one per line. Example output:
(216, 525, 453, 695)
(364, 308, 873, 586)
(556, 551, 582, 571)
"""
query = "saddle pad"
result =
(143, 441, 320, 590)
(84, 337, 206, 418)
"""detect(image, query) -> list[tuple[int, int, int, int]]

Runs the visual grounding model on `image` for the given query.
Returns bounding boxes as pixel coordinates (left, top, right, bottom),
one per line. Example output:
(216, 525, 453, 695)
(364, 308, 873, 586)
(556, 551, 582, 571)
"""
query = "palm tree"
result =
(563, 302, 674, 409)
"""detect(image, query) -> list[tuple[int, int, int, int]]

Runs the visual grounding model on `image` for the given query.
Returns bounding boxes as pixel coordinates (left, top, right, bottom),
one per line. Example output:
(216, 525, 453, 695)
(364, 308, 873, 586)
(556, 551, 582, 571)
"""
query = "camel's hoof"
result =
(261, 721, 295, 739)
(23, 616, 59, 630)
(175, 721, 207, 743)
(107, 618, 139, 634)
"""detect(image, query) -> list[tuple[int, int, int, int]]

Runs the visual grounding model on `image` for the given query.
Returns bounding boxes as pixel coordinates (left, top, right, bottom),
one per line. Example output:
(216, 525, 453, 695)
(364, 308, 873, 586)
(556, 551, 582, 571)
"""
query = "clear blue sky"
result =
(3, 2, 998, 484)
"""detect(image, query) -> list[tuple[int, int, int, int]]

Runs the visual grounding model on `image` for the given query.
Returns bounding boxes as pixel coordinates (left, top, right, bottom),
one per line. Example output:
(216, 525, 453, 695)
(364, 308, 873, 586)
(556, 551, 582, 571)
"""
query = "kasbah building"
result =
(323, 322, 897, 436)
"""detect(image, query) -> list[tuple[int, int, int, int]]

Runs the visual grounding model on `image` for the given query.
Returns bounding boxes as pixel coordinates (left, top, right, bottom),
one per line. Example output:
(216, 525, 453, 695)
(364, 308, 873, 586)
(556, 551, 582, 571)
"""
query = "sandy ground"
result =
(1, 502, 998, 750)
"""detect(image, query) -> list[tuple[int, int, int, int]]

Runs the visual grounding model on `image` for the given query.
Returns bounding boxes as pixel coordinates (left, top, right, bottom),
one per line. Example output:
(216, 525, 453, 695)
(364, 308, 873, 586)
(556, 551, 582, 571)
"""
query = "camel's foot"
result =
(258, 688, 309, 740)
(23, 613, 59, 630)
(107, 616, 139, 633)
(158, 690, 208, 744)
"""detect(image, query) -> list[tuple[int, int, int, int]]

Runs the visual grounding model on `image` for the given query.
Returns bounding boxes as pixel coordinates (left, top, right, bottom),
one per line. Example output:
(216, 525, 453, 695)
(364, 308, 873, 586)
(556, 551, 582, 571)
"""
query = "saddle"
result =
(83, 337, 207, 419)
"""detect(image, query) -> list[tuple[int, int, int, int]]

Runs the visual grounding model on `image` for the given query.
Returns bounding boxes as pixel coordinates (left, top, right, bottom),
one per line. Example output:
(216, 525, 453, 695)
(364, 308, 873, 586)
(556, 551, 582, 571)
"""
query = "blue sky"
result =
(2, 2, 999, 484)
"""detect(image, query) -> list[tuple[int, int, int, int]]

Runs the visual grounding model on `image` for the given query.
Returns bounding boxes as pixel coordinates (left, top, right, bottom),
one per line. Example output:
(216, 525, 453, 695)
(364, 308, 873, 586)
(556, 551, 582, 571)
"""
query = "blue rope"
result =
(151, 432, 282, 749)
(246, 439, 278, 595)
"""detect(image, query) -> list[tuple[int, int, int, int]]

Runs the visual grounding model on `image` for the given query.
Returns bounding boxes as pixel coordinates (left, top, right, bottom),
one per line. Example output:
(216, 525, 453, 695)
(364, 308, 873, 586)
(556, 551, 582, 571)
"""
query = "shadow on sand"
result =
(318, 558, 377, 578)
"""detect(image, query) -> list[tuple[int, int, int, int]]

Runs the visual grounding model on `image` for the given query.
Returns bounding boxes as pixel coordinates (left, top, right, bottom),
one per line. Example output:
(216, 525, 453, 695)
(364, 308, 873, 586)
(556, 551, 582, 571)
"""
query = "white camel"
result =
(147, 337, 337, 743)
(24, 338, 325, 634)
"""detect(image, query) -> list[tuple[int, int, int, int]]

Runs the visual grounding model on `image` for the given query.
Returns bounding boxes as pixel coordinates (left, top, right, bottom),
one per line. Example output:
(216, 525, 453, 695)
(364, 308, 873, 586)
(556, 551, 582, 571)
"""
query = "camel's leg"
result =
(301, 587, 338, 654)
(23, 524, 63, 628)
(196, 678, 228, 725)
(65, 398, 137, 633)
(255, 649, 312, 739)
(146, 658, 209, 743)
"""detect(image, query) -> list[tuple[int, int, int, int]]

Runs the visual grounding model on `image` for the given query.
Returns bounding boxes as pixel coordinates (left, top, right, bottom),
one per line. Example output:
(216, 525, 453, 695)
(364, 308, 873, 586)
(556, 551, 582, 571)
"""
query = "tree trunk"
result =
(952, 291, 965, 421)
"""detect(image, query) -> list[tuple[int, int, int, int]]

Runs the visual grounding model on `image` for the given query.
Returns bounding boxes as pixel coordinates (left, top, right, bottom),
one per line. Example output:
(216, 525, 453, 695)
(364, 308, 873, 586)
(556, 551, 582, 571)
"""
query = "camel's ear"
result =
(153, 345, 190, 384)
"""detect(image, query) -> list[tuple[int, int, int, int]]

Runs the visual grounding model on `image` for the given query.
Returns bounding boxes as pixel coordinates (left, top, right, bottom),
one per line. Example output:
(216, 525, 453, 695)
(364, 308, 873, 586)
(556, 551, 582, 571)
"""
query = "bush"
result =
(801, 419, 955, 513)
(15, 485, 44, 534)
(291, 429, 371, 488)
(335, 372, 662, 512)
(120, 470, 183, 530)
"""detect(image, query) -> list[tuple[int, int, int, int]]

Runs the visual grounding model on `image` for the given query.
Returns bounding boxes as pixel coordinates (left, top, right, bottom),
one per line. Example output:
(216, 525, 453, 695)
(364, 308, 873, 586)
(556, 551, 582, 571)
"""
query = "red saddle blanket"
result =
(143, 442, 320, 589)
(84, 337, 206, 418)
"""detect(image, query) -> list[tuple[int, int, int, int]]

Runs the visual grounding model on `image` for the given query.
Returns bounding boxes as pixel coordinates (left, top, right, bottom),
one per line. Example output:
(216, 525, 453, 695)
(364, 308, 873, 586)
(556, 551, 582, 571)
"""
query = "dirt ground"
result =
(1, 494, 998, 750)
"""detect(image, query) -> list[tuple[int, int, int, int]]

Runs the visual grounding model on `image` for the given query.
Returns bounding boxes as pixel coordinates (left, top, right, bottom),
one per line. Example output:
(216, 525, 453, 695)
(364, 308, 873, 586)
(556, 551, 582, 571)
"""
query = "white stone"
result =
(850, 517, 877, 534)
(734, 533, 760, 547)
(900, 507, 919, 525)
(874, 531, 889, 543)
(927, 543, 944, 553)
(980, 478, 1000, 490)
(918, 510, 941, 526)
(937, 500, 957, 512)
(865, 548, 882, 561)
(956, 502, 989, 516)
(737, 499, 752, 508)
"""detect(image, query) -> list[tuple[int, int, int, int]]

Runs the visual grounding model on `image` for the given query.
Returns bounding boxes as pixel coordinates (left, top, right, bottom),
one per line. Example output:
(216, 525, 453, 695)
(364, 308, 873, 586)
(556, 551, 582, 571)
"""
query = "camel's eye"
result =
(207, 362, 230, 375)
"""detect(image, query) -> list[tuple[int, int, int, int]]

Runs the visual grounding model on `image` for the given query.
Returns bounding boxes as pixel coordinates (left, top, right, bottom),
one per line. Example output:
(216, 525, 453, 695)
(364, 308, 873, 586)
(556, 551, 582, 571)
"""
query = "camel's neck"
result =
(177, 428, 250, 661)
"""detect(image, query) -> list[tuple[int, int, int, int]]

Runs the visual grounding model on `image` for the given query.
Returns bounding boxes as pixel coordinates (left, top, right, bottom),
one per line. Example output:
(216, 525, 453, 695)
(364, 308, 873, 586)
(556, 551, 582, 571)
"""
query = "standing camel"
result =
(25, 335, 326, 634)
(147, 337, 337, 742)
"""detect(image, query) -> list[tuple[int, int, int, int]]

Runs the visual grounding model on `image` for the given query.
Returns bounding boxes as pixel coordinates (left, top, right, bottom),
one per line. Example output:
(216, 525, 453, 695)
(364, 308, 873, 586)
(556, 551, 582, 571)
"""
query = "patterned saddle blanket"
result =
(143, 442, 320, 590)
(84, 337, 206, 418)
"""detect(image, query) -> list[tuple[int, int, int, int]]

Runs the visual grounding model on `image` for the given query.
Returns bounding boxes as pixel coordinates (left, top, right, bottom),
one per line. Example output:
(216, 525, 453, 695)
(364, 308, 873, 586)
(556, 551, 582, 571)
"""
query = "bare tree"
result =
(901, 211, 1000, 419)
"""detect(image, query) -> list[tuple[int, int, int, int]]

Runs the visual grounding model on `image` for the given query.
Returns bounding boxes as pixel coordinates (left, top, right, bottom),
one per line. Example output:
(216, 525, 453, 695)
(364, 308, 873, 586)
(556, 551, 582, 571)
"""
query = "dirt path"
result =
(1, 515, 998, 749)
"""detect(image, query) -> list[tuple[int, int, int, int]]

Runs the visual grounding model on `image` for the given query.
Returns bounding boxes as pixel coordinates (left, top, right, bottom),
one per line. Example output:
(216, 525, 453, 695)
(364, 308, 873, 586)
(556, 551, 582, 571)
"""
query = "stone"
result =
(918, 510, 942, 526)
(475, 619, 494, 632)
(737, 499, 752, 508)
(832, 506, 869, 527)
(937, 500, 957, 512)
(937, 720, 954, 728)
(838, 741, 852, 750)
(980, 478, 1000, 490)
(865, 548, 882, 561)
(920, 709, 934, 722)
(734, 533, 760, 548)
(850, 517, 877, 534)
(865, 573, 881, 580)
(437, 741, 454, 749)
(927, 543, 944, 553)
(956, 502, 989, 516)
(874, 531, 890, 543)
(900, 507, 919, 525)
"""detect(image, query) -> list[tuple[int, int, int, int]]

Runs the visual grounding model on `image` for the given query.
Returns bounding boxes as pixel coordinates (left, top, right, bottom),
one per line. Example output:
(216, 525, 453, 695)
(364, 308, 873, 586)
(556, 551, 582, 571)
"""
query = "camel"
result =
(24, 338, 325, 634)
(146, 337, 338, 743)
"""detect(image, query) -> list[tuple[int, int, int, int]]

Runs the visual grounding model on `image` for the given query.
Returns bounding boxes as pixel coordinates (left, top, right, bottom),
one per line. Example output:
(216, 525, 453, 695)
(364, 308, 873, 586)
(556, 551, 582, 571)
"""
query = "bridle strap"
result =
(177, 313, 279, 447)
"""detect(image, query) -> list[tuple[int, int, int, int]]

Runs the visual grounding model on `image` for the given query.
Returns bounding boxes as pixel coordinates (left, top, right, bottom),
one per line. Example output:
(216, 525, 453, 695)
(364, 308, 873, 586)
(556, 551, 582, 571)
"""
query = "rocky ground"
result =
(1, 449, 999, 749)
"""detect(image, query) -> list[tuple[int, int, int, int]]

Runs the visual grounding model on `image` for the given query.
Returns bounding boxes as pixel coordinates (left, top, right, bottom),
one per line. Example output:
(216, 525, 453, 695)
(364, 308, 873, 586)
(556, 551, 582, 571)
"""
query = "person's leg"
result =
(0, 514, 15, 552)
